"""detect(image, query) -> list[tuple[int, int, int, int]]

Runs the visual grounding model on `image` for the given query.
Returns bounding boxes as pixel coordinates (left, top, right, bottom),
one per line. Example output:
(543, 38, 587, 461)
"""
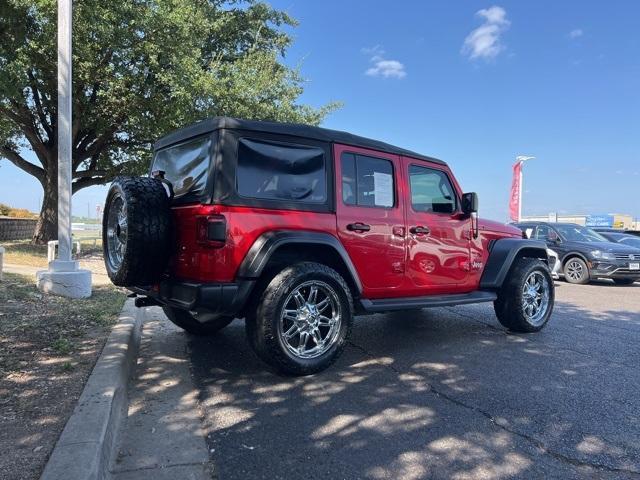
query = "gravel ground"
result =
(0, 273, 126, 480)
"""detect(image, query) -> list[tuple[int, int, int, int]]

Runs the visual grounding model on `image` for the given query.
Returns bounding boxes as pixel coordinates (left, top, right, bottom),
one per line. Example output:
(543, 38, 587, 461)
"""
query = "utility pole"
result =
(36, 0, 92, 298)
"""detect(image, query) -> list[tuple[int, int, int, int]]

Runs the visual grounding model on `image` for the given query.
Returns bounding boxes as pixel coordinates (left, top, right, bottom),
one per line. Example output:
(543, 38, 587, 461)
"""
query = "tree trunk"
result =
(32, 179, 58, 245)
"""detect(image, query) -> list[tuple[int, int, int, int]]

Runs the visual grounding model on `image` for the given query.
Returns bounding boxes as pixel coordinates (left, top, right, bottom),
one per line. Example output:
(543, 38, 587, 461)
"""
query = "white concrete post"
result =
(36, 0, 92, 298)
(48, 241, 56, 262)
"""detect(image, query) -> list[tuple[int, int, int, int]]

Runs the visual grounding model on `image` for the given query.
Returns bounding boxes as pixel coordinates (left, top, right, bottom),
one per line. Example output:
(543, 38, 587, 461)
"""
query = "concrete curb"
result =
(40, 299, 142, 480)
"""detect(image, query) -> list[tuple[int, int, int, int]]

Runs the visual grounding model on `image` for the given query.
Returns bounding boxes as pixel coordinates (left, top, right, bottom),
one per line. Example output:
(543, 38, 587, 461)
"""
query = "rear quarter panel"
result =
(170, 204, 337, 283)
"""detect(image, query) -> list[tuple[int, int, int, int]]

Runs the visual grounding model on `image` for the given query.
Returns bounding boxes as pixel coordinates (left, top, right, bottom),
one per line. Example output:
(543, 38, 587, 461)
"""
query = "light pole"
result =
(36, 0, 92, 298)
(516, 155, 535, 222)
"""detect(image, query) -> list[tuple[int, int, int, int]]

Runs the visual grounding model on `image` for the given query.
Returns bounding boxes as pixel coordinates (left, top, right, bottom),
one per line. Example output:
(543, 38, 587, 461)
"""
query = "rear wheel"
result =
(246, 262, 353, 376)
(613, 278, 636, 286)
(563, 257, 589, 284)
(163, 306, 234, 336)
(494, 258, 555, 333)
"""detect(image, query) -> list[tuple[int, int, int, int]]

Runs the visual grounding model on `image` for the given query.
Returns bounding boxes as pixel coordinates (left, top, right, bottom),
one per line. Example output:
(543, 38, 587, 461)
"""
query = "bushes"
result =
(0, 203, 37, 218)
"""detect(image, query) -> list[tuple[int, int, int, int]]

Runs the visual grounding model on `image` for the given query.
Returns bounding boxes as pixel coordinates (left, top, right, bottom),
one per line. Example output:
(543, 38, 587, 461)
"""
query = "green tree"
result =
(0, 0, 338, 243)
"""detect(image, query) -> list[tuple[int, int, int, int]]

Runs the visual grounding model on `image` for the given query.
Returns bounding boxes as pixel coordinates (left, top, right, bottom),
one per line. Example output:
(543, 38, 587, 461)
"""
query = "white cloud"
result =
(363, 46, 407, 79)
(366, 59, 407, 79)
(461, 6, 510, 61)
(569, 29, 583, 39)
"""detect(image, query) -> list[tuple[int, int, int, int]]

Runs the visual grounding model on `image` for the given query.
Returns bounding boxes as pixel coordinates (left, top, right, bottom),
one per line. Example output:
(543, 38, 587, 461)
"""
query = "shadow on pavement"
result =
(178, 294, 640, 480)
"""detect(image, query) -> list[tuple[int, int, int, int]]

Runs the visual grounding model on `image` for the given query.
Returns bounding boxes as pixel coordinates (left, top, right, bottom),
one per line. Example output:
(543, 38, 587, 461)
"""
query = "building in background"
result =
(520, 213, 637, 230)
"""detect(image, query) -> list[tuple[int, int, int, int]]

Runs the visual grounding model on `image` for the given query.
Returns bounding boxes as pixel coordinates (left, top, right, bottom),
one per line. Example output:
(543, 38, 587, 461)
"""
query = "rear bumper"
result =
(131, 279, 254, 317)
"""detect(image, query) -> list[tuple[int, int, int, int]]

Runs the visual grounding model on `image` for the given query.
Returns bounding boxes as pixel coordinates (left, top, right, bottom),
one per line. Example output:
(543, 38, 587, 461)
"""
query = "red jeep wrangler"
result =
(103, 117, 554, 375)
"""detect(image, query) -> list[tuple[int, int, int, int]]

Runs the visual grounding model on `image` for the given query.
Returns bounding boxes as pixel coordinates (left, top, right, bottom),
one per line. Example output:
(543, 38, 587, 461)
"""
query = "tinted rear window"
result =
(151, 135, 211, 199)
(236, 138, 326, 203)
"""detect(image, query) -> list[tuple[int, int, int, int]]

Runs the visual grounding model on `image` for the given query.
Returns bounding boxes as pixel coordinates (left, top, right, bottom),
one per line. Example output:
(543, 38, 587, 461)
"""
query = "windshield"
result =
(620, 236, 640, 248)
(555, 225, 608, 242)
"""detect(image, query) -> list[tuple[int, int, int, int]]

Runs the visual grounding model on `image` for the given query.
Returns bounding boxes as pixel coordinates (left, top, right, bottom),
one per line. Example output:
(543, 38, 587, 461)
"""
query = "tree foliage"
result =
(0, 0, 339, 241)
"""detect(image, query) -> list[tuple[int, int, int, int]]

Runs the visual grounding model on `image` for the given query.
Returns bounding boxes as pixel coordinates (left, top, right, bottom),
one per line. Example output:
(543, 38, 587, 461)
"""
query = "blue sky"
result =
(1, 0, 639, 221)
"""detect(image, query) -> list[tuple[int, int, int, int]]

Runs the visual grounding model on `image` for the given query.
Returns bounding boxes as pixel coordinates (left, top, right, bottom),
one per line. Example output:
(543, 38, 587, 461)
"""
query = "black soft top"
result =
(154, 116, 446, 166)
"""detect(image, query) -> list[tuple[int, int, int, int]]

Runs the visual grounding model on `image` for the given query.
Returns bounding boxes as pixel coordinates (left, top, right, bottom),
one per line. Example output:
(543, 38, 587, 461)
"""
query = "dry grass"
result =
(1, 235, 103, 268)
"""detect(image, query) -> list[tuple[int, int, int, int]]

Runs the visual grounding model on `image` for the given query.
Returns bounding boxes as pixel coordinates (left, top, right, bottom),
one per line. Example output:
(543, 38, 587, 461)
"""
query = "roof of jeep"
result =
(153, 116, 446, 166)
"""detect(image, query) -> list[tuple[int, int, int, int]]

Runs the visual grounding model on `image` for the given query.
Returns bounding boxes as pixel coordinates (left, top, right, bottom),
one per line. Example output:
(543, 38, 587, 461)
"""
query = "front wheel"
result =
(563, 257, 590, 284)
(163, 306, 235, 336)
(494, 258, 555, 333)
(245, 262, 353, 376)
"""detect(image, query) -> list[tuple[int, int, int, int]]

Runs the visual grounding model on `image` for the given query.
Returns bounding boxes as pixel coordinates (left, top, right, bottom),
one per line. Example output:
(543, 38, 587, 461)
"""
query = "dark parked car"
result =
(514, 222, 640, 285)
(598, 232, 640, 249)
(593, 227, 640, 238)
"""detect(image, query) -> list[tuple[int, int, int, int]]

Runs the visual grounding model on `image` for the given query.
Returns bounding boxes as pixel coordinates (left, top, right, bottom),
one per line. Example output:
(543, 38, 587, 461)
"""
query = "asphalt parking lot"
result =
(116, 280, 640, 480)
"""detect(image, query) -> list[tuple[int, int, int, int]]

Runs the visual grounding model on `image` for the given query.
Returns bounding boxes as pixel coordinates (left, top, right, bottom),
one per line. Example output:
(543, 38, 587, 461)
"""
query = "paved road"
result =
(115, 280, 640, 479)
(110, 313, 212, 479)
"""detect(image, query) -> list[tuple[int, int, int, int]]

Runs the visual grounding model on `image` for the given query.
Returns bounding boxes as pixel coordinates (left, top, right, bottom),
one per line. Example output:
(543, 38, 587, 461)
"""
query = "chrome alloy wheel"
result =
(566, 260, 585, 282)
(106, 194, 127, 271)
(278, 280, 342, 359)
(521, 271, 550, 326)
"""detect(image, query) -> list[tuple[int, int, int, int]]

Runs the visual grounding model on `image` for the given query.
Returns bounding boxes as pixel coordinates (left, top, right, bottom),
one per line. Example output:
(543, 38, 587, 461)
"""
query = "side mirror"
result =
(462, 192, 478, 215)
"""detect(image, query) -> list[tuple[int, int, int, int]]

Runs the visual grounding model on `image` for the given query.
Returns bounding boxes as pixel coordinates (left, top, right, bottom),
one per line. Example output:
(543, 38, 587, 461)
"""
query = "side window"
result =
(409, 165, 457, 214)
(236, 138, 326, 203)
(535, 225, 551, 240)
(151, 135, 211, 199)
(341, 153, 357, 205)
(340, 153, 394, 208)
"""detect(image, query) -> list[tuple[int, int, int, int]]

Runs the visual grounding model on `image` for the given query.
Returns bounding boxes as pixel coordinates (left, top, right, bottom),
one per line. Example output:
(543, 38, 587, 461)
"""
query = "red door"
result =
(335, 145, 406, 298)
(402, 157, 472, 295)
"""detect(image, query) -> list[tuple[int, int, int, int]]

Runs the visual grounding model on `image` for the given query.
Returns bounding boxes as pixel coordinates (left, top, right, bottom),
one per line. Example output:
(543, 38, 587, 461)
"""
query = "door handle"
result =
(410, 226, 430, 235)
(346, 222, 371, 232)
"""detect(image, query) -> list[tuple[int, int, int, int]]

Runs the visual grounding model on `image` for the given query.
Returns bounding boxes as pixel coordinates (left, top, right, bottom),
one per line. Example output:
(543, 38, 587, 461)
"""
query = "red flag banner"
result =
(509, 161, 522, 221)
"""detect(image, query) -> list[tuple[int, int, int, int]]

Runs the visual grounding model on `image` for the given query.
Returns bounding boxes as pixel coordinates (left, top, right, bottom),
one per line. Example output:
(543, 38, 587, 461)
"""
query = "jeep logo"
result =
(630, 254, 637, 260)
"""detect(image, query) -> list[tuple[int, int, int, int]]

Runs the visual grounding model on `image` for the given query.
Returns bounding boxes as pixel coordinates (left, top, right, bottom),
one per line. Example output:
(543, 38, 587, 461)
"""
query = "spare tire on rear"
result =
(102, 176, 172, 286)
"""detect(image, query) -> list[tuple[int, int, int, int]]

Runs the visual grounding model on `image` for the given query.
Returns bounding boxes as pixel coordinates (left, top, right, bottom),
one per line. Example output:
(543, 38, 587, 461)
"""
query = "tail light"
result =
(196, 214, 226, 248)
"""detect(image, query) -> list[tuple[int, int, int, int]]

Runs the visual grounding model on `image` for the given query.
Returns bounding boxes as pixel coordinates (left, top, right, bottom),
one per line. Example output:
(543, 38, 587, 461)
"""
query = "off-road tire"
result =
(163, 306, 235, 335)
(245, 262, 353, 376)
(563, 256, 590, 285)
(102, 177, 171, 286)
(494, 257, 555, 333)
(613, 278, 636, 286)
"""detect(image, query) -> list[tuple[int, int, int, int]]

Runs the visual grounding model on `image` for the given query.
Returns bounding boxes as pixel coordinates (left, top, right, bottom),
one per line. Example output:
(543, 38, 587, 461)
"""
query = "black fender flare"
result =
(480, 238, 549, 290)
(236, 230, 363, 293)
(560, 251, 590, 268)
